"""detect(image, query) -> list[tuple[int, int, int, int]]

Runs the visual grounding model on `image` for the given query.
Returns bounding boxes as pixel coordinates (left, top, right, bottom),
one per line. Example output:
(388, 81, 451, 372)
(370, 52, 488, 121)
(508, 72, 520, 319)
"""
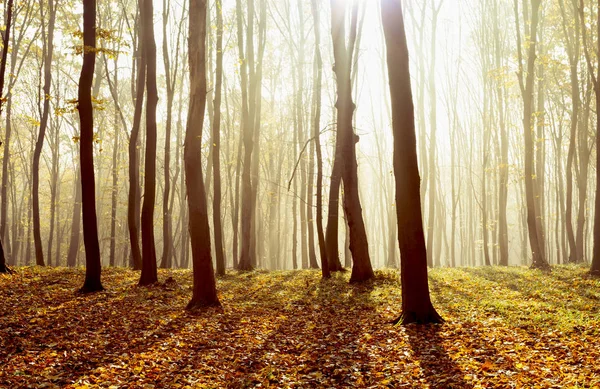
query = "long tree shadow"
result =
(404, 323, 473, 389)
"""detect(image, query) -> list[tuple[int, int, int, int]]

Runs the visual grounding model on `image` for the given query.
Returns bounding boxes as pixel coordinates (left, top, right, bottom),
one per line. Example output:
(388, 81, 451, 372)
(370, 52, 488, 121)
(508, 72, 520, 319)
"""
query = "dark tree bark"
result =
(185, 0, 220, 309)
(128, 5, 144, 271)
(139, 0, 159, 285)
(32, 0, 57, 267)
(311, 0, 329, 278)
(78, 0, 103, 293)
(0, 0, 14, 274)
(330, 0, 374, 283)
(212, 0, 226, 276)
(381, 0, 442, 325)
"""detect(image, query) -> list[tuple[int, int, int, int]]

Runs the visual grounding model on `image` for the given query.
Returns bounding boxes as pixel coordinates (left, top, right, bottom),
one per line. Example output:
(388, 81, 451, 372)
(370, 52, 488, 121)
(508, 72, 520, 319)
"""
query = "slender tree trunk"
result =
(67, 167, 82, 267)
(426, 1, 443, 268)
(589, 0, 600, 275)
(212, 0, 226, 276)
(185, 0, 220, 309)
(110, 91, 120, 267)
(382, 0, 442, 324)
(0, 0, 14, 273)
(128, 5, 144, 271)
(236, 0, 253, 271)
(32, 0, 57, 267)
(311, 0, 328, 278)
(139, 0, 159, 285)
(78, 0, 103, 292)
(514, 0, 549, 270)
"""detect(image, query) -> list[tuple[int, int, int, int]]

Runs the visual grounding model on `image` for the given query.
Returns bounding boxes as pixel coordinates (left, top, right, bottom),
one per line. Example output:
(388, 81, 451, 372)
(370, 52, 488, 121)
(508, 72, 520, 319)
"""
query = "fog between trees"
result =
(0, 0, 600, 280)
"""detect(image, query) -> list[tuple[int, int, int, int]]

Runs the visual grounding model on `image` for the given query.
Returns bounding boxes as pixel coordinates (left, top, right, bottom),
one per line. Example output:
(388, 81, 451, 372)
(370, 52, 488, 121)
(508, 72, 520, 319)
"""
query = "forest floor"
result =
(1, 265, 600, 389)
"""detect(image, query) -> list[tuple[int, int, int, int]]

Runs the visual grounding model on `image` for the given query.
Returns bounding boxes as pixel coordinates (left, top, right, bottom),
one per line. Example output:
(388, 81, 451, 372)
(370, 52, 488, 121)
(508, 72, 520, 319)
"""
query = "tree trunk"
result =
(128, 3, 144, 271)
(78, 0, 103, 292)
(236, 0, 253, 271)
(67, 167, 82, 267)
(330, 0, 374, 283)
(139, 0, 159, 285)
(32, 0, 57, 267)
(0, 0, 14, 273)
(185, 0, 220, 309)
(212, 0, 226, 276)
(110, 89, 120, 267)
(514, 0, 550, 270)
(590, 0, 600, 276)
(381, 0, 442, 325)
(311, 0, 329, 278)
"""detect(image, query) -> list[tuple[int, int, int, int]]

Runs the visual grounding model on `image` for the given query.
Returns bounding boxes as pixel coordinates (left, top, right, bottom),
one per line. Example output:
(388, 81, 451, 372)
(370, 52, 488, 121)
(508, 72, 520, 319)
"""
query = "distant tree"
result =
(330, 0, 374, 283)
(78, 0, 103, 293)
(381, 0, 442, 324)
(0, 0, 14, 274)
(139, 0, 159, 286)
(185, 0, 220, 309)
(211, 0, 226, 276)
(66, 167, 81, 267)
(236, 0, 253, 271)
(514, 0, 550, 270)
(311, 0, 329, 279)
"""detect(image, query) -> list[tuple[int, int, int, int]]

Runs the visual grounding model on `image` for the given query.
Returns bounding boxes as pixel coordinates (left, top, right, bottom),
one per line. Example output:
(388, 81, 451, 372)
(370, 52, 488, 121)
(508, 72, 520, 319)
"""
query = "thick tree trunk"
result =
(78, 0, 103, 292)
(139, 0, 159, 285)
(330, 0, 374, 283)
(381, 0, 442, 325)
(185, 0, 220, 309)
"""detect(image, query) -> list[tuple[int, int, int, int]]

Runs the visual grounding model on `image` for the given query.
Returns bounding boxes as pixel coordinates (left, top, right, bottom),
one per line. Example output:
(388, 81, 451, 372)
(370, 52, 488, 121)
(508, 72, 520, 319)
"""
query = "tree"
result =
(0, 0, 14, 274)
(128, 1, 144, 271)
(78, 0, 103, 293)
(32, 0, 57, 267)
(311, 0, 329, 279)
(66, 167, 81, 267)
(330, 0, 374, 283)
(139, 0, 159, 286)
(236, 0, 253, 271)
(212, 0, 225, 276)
(381, 0, 443, 324)
(580, 0, 600, 276)
(514, 0, 550, 270)
(185, 0, 220, 309)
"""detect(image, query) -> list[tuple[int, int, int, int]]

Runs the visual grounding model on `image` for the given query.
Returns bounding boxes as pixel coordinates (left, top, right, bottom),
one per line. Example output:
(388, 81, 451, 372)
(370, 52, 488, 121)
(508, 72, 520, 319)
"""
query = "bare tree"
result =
(78, 0, 103, 293)
(185, 0, 220, 309)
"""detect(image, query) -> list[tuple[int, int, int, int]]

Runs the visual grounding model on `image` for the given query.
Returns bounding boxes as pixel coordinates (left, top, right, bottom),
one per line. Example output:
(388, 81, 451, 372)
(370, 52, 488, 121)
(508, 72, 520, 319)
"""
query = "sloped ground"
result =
(1, 264, 599, 388)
